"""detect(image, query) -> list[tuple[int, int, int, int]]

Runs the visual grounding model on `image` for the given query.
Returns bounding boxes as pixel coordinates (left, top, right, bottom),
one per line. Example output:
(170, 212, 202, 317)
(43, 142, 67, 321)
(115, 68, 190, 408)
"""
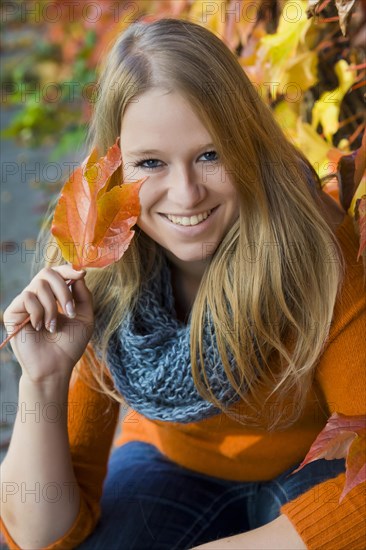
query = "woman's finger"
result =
(31, 279, 60, 332)
(28, 267, 86, 320)
(22, 290, 48, 332)
(3, 291, 44, 333)
(70, 277, 93, 308)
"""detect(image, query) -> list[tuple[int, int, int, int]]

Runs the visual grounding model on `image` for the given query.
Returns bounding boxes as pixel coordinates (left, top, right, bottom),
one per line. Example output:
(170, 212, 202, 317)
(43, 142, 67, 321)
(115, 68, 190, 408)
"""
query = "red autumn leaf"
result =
(341, 429, 366, 501)
(337, 129, 366, 261)
(355, 195, 366, 261)
(354, 128, 366, 188)
(337, 129, 366, 212)
(51, 138, 146, 269)
(292, 412, 366, 502)
(338, 151, 357, 211)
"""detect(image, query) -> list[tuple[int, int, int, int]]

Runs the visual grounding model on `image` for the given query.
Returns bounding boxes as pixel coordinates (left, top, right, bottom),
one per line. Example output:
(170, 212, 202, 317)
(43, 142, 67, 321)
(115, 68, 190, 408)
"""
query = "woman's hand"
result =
(3, 265, 94, 383)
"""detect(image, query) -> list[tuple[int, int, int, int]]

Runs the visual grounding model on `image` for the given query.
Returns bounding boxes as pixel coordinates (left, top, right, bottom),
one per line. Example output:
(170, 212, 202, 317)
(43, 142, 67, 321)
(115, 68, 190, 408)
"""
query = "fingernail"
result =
(35, 322, 42, 332)
(48, 319, 56, 333)
(66, 301, 76, 318)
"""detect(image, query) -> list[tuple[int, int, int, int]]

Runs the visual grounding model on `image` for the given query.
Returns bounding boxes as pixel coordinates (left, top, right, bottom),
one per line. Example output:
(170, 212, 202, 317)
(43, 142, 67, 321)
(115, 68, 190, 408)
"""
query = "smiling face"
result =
(120, 88, 239, 274)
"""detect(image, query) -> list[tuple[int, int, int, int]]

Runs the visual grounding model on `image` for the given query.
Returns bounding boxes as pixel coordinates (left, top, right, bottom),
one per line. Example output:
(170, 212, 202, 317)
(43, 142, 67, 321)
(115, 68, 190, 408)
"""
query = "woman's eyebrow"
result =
(127, 149, 162, 156)
(126, 143, 215, 156)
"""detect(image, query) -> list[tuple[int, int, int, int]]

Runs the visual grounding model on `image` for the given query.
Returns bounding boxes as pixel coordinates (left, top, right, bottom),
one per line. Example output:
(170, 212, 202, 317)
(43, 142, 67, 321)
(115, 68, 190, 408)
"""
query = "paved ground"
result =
(0, 24, 85, 460)
(0, 14, 128, 546)
(0, 104, 58, 458)
(0, 19, 86, 547)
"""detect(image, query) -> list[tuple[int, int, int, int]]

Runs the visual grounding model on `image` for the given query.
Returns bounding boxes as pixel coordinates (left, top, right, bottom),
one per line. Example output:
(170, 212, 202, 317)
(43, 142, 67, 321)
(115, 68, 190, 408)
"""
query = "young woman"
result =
(1, 18, 365, 550)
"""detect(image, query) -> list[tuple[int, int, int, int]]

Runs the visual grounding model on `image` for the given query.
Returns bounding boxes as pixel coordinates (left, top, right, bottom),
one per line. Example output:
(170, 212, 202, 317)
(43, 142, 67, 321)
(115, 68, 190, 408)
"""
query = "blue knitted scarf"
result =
(105, 255, 241, 423)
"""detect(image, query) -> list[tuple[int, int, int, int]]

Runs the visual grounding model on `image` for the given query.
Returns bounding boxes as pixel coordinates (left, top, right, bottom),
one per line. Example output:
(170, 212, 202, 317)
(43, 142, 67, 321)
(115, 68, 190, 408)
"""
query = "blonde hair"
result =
(44, 18, 344, 429)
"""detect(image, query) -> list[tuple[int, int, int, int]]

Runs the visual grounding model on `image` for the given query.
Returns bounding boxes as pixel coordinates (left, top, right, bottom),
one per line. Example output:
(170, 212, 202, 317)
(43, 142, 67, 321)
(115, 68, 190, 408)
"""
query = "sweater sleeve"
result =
(0, 346, 120, 550)
(281, 216, 366, 549)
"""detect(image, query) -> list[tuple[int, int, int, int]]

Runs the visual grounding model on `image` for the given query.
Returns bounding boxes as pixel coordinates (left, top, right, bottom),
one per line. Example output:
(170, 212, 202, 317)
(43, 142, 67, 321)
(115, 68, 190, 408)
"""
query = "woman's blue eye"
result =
(135, 158, 161, 170)
(201, 151, 218, 162)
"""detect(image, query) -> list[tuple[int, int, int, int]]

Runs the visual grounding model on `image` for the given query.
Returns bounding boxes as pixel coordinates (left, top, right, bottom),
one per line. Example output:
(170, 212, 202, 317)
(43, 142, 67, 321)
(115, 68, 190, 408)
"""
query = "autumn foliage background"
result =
(0, 0, 365, 503)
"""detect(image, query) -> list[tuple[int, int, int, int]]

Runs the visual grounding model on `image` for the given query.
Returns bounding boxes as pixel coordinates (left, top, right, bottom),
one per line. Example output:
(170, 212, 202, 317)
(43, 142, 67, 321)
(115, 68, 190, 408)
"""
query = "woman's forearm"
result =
(1, 374, 80, 549)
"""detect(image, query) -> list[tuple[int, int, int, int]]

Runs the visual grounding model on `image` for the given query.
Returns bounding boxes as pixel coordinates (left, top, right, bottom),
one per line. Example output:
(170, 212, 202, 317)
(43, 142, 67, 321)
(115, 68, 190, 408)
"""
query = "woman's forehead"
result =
(120, 90, 213, 150)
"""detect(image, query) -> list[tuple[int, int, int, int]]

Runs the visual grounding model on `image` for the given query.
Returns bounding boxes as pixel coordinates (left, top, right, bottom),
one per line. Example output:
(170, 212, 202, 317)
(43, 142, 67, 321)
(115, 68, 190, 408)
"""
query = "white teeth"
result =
(166, 210, 212, 226)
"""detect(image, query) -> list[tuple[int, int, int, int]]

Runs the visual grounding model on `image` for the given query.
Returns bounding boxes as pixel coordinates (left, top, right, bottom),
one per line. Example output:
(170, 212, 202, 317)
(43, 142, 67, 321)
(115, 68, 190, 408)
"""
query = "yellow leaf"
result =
(294, 121, 337, 178)
(255, 1, 311, 98)
(281, 50, 318, 99)
(311, 60, 356, 143)
(274, 100, 299, 133)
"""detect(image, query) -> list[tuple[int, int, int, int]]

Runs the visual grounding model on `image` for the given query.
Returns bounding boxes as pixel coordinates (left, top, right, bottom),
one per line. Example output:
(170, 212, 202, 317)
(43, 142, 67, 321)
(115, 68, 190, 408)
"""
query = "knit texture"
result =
(105, 255, 242, 422)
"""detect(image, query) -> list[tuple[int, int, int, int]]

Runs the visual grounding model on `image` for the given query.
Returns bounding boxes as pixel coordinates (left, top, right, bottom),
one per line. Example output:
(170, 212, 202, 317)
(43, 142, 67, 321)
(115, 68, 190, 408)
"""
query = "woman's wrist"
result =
(19, 371, 72, 402)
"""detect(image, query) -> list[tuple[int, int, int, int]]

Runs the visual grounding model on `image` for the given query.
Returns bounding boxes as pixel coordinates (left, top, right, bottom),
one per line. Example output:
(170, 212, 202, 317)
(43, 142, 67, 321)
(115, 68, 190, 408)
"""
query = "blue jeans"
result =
(77, 441, 345, 549)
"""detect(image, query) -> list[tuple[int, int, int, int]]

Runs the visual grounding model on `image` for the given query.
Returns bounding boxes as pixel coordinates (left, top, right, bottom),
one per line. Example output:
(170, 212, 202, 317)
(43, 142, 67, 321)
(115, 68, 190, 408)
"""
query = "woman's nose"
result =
(168, 165, 205, 208)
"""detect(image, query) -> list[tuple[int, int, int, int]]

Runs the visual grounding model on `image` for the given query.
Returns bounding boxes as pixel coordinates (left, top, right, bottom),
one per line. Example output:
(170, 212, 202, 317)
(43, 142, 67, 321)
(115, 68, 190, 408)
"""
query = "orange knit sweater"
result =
(1, 214, 365, 549)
